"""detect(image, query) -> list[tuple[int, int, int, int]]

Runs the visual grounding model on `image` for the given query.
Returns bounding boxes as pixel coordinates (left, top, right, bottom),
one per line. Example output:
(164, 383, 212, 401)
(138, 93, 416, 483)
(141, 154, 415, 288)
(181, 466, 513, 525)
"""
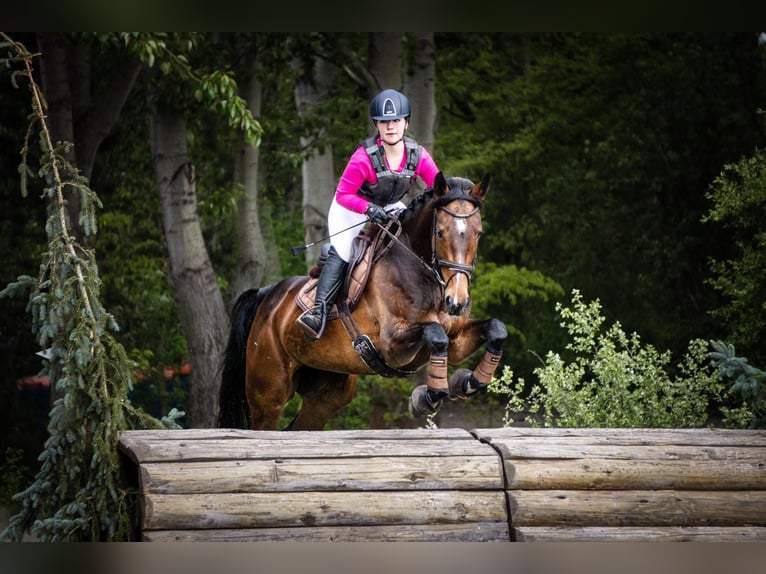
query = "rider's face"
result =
(376, 118, 408, 145)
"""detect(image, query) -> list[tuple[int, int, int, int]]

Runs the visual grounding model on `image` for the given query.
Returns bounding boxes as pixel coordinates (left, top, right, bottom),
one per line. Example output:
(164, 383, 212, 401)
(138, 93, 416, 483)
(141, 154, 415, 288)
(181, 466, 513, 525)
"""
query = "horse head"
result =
(431, 172, 490, 316)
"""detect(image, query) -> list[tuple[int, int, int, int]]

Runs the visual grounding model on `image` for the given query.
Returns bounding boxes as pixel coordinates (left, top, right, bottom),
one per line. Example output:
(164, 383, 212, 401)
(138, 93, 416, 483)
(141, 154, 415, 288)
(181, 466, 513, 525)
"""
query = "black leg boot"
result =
(296, 246, 348, 339)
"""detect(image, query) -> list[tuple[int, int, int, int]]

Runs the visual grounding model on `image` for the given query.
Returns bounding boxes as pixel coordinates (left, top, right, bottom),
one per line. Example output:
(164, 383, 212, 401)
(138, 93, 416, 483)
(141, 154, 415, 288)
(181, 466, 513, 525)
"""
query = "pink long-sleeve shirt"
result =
(335, 139, 440, 213)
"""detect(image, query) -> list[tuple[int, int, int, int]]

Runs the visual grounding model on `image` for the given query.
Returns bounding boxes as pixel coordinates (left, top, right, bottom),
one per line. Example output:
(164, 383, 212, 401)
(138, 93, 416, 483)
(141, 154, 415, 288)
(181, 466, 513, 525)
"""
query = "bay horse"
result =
(218, 172, 508, 430)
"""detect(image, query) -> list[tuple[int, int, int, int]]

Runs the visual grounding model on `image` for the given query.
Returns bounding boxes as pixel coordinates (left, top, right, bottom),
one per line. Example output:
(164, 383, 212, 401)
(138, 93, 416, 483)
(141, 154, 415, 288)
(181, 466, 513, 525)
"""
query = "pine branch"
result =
(0, 32, 171, 543)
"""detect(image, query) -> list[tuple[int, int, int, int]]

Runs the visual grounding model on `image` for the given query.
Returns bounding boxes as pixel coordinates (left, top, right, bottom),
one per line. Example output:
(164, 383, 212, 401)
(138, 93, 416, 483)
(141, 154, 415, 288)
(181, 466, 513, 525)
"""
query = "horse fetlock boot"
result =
(408, 385, 448, 417)
(296, 246, 348, 340)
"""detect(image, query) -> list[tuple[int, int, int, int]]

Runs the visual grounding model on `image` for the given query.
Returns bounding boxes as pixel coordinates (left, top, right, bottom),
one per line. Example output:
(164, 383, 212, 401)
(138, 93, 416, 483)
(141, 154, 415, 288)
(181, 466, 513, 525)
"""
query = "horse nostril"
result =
(445, 296, 466, 316)
(445, 296, 454, 313)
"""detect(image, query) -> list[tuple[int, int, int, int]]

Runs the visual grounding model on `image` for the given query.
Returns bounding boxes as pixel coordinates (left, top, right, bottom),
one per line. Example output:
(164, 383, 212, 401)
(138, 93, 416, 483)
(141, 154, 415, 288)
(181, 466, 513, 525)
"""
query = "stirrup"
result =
(296, 305, 326, 340)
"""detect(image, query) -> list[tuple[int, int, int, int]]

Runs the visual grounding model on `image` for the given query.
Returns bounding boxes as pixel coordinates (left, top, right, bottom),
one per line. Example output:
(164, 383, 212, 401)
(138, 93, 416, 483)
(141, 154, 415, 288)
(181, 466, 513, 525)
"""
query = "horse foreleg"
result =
(448, 318, 508, 400)
(409, 322, 451, 417)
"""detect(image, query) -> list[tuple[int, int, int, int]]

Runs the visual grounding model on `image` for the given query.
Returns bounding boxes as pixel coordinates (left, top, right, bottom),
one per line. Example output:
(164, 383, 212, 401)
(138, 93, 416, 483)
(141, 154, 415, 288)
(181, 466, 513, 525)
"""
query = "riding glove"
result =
(366, 203, 389, 225)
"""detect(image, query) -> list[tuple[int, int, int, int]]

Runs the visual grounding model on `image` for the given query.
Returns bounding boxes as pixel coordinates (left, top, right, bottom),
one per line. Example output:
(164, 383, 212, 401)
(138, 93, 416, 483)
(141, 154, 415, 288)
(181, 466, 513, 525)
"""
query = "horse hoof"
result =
(409, 385, 440, 417)
(448, 368, 488, 400)
(448, 368, 473, 400)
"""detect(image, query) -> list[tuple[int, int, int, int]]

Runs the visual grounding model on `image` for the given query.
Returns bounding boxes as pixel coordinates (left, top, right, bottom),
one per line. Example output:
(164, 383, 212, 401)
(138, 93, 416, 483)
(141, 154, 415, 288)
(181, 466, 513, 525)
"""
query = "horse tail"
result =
(217, 287, 269, 429)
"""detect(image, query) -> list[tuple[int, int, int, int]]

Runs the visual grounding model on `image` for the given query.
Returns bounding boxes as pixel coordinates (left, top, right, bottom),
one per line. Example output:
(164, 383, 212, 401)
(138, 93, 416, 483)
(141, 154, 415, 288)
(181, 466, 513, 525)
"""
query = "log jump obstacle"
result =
(118, 427, 766, 542)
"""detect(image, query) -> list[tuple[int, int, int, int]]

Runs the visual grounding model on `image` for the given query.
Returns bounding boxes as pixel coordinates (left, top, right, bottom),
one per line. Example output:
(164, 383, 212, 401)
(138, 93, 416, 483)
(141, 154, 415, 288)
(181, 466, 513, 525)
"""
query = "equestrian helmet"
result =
(369, 89, 411, 121)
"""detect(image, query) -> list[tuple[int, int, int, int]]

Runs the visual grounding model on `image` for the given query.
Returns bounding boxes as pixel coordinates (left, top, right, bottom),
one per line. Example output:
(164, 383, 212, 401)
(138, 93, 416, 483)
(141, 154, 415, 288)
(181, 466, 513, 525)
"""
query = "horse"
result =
(218, 172, 508, 430)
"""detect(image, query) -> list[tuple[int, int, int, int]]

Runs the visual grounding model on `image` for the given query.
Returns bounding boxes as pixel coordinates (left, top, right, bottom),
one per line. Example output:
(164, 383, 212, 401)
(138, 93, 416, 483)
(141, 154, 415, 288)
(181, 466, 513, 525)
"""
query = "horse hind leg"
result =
(287, 369, 357, 430)
(245, 359, 296, 430)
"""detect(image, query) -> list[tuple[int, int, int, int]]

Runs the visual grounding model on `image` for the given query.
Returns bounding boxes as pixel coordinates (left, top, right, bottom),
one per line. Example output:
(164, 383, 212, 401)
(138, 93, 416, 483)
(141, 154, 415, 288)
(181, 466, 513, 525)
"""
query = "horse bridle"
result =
(431, 202, 481, 290)
(376, 193, 482, 291)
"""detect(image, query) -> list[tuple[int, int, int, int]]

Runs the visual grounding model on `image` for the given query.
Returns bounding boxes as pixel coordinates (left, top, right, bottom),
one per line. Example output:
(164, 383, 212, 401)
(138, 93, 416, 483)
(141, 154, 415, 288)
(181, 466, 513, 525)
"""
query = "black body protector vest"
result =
(358, 135, 421, 207)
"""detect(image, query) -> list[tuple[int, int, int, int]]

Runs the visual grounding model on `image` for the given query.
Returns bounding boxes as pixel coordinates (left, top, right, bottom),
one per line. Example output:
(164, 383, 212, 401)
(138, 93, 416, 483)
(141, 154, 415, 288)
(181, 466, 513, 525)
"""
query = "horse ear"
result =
(433, 172, 447, 196)
(471, 173, 491, 201)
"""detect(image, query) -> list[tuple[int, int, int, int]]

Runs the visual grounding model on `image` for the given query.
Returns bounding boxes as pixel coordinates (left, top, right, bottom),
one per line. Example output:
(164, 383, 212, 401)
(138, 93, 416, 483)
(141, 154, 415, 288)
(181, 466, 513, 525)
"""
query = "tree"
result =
(0, 33, 168, 542)
(229, 43, 268, 303)
(5, 32, 263, 428)
(136, 33, 262, 426)
(293, 36, 339, 267)
(703, 146, 766, 366)
(435, 33, 766, 383)
(31, 33, 143, 405)
(150, 104, 228, 429)
(404, 33, 437, 152)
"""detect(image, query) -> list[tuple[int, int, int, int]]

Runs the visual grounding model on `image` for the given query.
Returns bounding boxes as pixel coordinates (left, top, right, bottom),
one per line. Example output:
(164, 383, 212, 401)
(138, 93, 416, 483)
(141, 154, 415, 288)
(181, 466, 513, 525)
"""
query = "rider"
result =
(296, 88, 441, 339)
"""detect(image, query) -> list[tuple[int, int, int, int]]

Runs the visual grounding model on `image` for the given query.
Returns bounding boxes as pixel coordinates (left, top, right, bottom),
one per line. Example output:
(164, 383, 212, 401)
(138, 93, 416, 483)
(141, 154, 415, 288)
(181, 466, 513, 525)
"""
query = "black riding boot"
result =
(296, 246, 348, 339)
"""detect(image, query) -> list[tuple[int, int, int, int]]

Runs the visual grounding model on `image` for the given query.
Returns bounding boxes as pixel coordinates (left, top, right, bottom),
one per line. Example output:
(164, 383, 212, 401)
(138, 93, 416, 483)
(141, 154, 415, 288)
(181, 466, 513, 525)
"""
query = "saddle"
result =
(295, 216, 416, 377)
(295, 217, 401, 320)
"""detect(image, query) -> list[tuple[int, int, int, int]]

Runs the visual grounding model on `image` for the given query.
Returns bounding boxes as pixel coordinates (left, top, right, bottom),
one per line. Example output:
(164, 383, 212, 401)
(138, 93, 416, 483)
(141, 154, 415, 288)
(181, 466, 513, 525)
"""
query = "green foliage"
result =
(471, 261, 564, 344)
(708, 340, 765, 428)
(109, 32, 263, 146)
(324, 376, 414, 430)
(472, 262, 564, 310)
(469, 262, 565, 383)
(0, 34, 169, 542)
(275, 376, 413, 431)
(437, 33, 766, 363)
(703, 146, 766, 366)
(0, 448, 29, 514)
(492, 289, 748, 428)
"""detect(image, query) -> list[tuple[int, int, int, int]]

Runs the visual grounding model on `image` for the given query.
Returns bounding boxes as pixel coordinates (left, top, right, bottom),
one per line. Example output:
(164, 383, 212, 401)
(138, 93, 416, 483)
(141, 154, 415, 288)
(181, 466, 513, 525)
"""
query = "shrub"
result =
(708, 340, 765, 428)
(492, 289, 749, 428)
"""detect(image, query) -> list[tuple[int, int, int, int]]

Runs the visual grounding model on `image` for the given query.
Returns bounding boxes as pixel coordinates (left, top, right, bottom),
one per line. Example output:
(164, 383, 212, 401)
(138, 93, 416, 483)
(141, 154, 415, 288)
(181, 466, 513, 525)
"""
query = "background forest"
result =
(2, 32, 766, 485)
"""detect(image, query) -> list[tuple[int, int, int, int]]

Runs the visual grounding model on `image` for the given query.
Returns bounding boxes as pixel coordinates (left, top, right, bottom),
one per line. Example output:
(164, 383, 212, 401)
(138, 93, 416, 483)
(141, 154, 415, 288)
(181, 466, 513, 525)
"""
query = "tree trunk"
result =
(151, 105, 227, 428)
(37, 33, 142, 183)
(369, 33, 404, 90)
(294, 55, 337, 267)
(229, 55, 268, 305)
(404, 32, 437, 153)
(367, 34, 404, 136)
(37, 33, 80, 237)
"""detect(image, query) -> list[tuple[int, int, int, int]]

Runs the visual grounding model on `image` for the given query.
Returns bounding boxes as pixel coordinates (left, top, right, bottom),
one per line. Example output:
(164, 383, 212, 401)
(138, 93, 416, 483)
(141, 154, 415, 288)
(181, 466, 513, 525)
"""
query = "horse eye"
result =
(436, 229, 444, 239)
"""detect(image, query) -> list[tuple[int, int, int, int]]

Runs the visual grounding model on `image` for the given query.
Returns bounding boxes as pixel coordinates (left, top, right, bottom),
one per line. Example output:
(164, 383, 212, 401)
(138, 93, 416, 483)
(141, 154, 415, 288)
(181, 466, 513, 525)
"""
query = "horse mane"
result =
(397, 176, 480, 225)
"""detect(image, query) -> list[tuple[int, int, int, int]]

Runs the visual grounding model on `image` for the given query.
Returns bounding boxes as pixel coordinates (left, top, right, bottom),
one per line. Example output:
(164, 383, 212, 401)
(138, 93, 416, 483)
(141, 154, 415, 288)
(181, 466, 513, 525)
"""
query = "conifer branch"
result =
(0, 32, 172, 543)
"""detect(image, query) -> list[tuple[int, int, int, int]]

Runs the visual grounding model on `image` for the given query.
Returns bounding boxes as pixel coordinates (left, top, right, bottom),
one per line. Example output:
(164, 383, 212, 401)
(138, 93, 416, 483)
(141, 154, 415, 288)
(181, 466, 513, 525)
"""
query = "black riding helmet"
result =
(370, 89, 411, 121)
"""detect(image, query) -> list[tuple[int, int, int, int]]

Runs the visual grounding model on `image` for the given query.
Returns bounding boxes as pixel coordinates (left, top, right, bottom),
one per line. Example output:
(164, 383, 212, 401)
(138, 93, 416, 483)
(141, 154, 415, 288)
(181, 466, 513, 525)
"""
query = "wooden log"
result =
(508, 490, 766, 527)
(473, 427, 766, 447)
(144, 522, 510, 542)
(123, 427, 475, 441)
(118, 428, 766, 542)
(120, 433, 491, 463)
(140, 455, 503, 494)
(486, 440, 765, 461)
(513, 526, 766, 542)
(505, 458, 766, 490)
(144, 490, 508, 530)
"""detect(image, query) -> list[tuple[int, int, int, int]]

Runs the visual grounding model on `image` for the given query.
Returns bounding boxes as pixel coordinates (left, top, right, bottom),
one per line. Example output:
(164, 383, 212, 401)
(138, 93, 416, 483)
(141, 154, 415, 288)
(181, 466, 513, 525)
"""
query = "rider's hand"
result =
(365, 203, 389, 225)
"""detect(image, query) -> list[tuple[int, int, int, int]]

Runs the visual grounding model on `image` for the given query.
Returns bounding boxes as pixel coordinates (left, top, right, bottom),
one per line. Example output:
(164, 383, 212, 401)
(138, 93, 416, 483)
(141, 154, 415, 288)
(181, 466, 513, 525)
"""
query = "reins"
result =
(375, 220, 445, 288)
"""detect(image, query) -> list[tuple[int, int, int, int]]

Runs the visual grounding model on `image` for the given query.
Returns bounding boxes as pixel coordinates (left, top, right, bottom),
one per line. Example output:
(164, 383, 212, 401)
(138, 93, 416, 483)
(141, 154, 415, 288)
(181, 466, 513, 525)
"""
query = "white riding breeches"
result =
(328, 197, 405, 261)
